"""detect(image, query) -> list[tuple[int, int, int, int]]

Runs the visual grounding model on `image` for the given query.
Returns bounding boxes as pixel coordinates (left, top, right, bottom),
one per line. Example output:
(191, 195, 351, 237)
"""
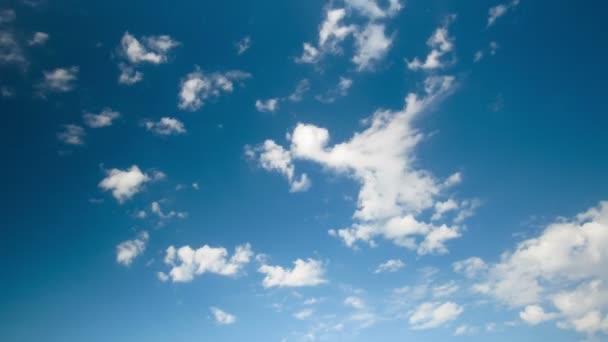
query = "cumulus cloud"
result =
(163, 243, 253, 282)
(258, 258, 326, 288)
(487, 0, 520, 27)
(57, 124, 85, 145)
(255, 98, 279, 113)
(143, 117, 186, 135)
(409, 301, 463, 329)
(120, 32, 179, 64)
(28, 31, 49, 46)
(38, 66, 79, 93)
(254, 76, 470, 254)
(407, 16, 455, 71)
(178, 68, 251, 111)
(294, 309, 314, 320)
(210, 307, 237, 325)
(477, 201, 608, 336)
(98, 165, 152, 203)
(83, 108, 120, 128)
(352, 23, 393, 71)
(374, 259, 405, 273)
(235, 35, 251, 55)
(245, 140, 311, 192)
(116, 231, 149, 266)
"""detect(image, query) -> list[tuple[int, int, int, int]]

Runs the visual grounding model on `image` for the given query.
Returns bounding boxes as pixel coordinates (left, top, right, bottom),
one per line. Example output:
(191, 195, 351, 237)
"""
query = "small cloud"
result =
(116, 231, 149, 266)
(235, 35, 251, 55)
(28, 31, 49, 46)
(57, 124, 85, 145)
(83, 108, 120, 128)
(258, 258, 326, 288)
(143, 117, 186, 135)
(38, 66, 79, 94)
(374, 259, 405, 273)
(210, 307, 237, 325)
(255, 98, 279, 113)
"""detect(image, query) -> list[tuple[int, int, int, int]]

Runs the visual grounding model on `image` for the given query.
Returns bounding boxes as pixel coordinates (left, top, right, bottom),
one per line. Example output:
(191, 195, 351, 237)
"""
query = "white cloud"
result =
(259, 258, 326, 288)
(143, 117, 186, 135)
(519, 305, 557, 325)
(352, 23, 392, 71)
(374, 259, 405, 273)
(432, 199, 458, 221)
(57, 124, 85, 145)
(120, 32, 179, 64)
(28, 31, 49, 46)
(288, 79, 310, 102)
(246, 140, 311, 192)
(118, 63, 143, 85)
(488, 1, 519, 27)
(178, 68, 251, 111)
(316, 76, 353, 103)
(98, 165, 152, 203)
(338, 77, 353, 95)
(344, 296, 365, 309)
(235, 35, 251, 55)
(163, 243, 253, 282)
(296, 43, 320, 64)
(319, 8, 356, 49)
(116, 231, 149, 266)
(479, 201, 608, 336)
(344, 0, 403, 19)
(256, 76, 469, 254)
(210, 307, 237, 325)
(0, 31, 24, 65)
(454, 324, 477, 336)
(452, 257, 487, 278)
(83, 108, 120, 128)
(407, 17, 455, 71)
(294, 309, 314, 320)
(157, 271, 169, 282)
(409, 301, 463, 329)
(255, 98, 280, 113)
(39, 66, 79, 93)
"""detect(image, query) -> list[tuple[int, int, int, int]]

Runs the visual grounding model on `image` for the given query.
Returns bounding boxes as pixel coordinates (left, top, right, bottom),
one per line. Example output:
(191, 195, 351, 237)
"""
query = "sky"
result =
(1, 0, 608, 341)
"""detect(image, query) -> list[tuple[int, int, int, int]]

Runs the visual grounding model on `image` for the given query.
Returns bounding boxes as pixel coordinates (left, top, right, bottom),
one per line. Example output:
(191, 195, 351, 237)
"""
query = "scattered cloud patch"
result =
(143, 117, 186, 135)
(407, 16, 455, 71)
(210, 307, 237, 325)
(374, 259, 405, 273)
(38, 66, 79, 94)
(116, 231, 149, 266)
(409, 302, 463, 329)
(255, 98, 279, 113)
(178, 68, 251, 111)
(235, 35, 251, 55)
(488, 0, 520, 27)
(83, 108, 120, 128)
(57, 124, 85, 145)
(28, 31, 48, 46)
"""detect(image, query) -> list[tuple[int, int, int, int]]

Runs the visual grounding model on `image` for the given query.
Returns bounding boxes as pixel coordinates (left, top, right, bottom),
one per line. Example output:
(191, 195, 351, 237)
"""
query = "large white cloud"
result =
(258, 258, 326, 288)
(252, 76, 472, 255)
(98, 165, 152, 203)
(116, 231, 149, 266)
(471, 201, 608, 336)
(178, 68, 251, 111)
(162, 243, 253, 282)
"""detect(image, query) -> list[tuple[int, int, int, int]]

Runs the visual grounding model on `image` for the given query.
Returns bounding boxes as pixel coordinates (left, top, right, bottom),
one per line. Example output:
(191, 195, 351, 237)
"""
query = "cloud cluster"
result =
(178, 68, 251, 111)
(407, 16, 456, 71)
(162, 243, 253, 282)
(254, 76, 472, 255)
(296, 1, 403, 71)
(117, 32, 179, 84)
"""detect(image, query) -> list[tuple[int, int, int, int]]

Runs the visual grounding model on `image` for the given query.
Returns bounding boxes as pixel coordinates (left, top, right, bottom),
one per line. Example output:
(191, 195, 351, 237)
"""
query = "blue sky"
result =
(1, 0, 608, 341)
